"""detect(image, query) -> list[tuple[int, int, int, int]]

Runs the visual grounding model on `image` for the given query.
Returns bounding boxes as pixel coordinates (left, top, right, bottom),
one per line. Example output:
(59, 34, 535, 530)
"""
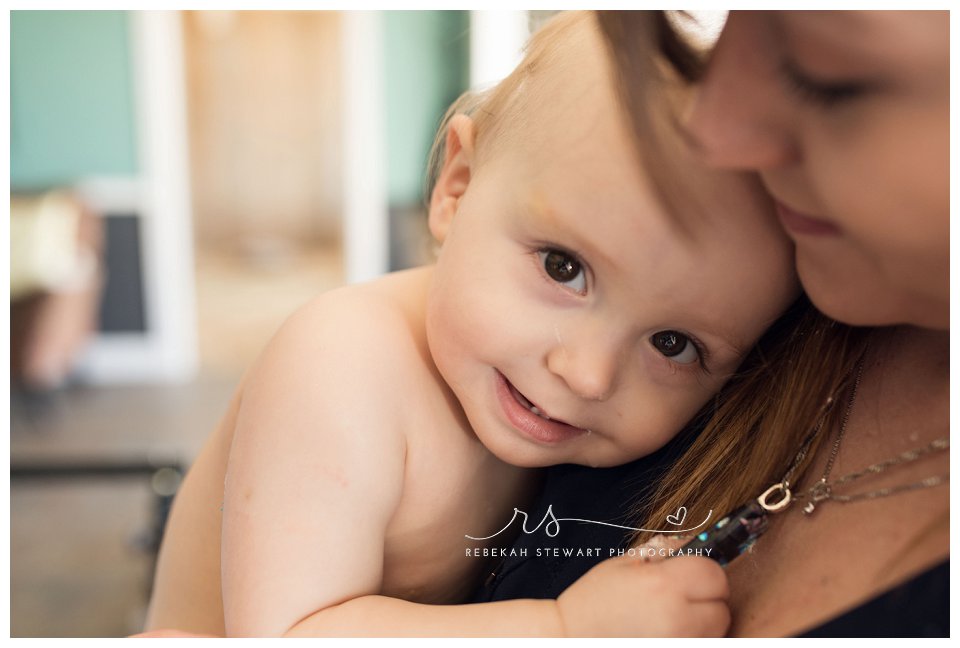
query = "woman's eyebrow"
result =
(775, 11, 901, 67)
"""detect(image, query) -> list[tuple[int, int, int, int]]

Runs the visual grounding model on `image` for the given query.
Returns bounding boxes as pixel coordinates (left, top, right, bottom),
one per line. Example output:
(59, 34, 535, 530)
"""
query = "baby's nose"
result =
(546, 331, 620, 402)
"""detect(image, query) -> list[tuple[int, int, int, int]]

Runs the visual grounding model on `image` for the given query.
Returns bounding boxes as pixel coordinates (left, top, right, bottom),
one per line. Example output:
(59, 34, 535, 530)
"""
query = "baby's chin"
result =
(479, 438, 573, 469)
(482, 438, 633, 470)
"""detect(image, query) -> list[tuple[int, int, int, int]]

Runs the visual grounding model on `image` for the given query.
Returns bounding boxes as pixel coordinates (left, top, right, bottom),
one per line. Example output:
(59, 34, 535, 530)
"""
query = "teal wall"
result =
(11, 11, 139, 190)
(384, 11, 469, 206)
(11, 10, 468, 202)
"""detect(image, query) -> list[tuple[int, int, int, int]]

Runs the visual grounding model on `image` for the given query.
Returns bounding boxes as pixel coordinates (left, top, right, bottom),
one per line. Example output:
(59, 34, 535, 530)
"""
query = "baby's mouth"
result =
(495, 371, 591, 445)
(509, 383, 554, 421)
(504, 375, 584, 430)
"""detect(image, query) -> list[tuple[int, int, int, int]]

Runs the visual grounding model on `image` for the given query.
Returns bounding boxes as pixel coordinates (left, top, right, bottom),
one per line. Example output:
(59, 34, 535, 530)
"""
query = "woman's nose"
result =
(682, 12, 798, 170)
(546, 329, 620, 402)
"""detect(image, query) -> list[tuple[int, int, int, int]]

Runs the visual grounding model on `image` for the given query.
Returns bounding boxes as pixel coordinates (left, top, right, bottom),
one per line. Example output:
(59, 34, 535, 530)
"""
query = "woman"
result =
(476, 10, 948, 637)
(671, 11, 948, 637)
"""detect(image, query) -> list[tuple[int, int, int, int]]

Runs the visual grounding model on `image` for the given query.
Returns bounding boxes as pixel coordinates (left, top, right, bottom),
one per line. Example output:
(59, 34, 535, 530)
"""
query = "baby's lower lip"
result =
(494, 371, 588, 445)
(775, 201, 841, 236)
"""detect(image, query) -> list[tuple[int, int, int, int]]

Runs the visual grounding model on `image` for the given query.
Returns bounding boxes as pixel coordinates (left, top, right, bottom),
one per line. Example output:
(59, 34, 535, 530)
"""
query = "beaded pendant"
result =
(679, 500, 769, 567)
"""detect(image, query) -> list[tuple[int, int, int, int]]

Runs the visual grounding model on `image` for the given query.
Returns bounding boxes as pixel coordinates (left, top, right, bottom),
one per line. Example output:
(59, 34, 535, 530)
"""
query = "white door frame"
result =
(341, 11, 389, 285)
(76, 10, 198, 385)
(469, 11, 529, 90)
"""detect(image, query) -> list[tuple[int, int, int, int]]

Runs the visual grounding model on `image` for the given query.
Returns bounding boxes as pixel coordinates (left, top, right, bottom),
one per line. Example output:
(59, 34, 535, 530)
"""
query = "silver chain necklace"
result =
(681, 352, 950, 566)
(758, 356, 949, 515)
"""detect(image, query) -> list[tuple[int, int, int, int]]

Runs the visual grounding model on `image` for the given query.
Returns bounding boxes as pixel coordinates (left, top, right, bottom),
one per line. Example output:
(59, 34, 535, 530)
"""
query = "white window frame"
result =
(75, 11, 197, 385)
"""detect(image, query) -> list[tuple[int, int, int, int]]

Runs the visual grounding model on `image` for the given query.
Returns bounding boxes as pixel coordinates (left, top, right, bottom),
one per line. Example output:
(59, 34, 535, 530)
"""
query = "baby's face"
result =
(426, 20, 798, 468)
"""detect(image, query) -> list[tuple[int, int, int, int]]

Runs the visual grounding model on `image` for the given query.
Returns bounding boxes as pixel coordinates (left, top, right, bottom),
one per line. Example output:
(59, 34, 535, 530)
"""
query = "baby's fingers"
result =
(686, 600, 732, 637)
(656, 556, 730, 603)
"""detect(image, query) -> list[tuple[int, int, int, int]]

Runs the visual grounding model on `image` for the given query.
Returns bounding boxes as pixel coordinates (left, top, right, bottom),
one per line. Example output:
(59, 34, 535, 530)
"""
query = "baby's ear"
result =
(428, 114, 476, 244)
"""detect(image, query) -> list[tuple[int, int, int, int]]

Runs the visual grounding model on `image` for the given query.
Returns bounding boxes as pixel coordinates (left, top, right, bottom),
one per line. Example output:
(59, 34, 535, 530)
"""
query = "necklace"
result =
(680, 355, 950, 567)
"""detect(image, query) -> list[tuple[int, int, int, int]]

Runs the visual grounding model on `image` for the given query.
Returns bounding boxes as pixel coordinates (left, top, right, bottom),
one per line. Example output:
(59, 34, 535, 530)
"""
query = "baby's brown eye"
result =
(539, 249, 586, 294)
(651, 330, 699, 364)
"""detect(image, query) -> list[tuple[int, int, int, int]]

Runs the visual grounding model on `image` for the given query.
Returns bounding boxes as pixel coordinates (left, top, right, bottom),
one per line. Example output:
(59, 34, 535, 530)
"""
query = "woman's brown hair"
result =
(596, 10, 875, 542)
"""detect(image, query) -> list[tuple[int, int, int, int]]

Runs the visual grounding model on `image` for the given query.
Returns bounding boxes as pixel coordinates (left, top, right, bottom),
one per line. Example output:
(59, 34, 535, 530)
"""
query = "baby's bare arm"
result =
(285, 595, 564, 637)
(144, 379, 239, 635)
(221, 291, 410, 637)
(147, 555, 729, 638)
(281, 556, 729, 637)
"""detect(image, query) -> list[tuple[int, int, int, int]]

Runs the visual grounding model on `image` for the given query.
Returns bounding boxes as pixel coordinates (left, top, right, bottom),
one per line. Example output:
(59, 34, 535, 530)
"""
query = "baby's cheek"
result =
(640, 383, 719, 446)
(427, 282, 497, 371)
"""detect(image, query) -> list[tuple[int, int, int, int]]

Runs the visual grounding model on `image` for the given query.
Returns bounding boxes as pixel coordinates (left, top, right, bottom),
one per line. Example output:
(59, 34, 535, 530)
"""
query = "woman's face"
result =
(683, 11, 949, 329)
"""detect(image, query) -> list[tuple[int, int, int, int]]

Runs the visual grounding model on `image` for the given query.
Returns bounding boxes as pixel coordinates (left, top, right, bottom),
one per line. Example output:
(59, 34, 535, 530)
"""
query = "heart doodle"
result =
(666, 506, 687, 526)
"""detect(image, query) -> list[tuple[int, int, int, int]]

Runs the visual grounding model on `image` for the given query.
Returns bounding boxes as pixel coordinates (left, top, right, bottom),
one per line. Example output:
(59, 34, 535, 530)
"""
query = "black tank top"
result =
(469, 432, 949, 637)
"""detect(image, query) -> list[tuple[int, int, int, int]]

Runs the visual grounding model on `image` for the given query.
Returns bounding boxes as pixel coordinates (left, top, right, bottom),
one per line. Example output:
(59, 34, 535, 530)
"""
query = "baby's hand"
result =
(555, 550, 730, 637)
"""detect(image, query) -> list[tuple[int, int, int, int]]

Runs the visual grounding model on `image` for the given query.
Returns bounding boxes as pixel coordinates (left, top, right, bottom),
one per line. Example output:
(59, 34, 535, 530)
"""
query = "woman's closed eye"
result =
(779, 58, 872, 108)
(539, 248, 587, 294)
(650, 330, 703, 366)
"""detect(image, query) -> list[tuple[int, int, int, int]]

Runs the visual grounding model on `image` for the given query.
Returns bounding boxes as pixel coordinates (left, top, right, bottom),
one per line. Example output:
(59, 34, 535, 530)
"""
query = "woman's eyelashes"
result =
(650, 330, 709, 371)
(779, 58, 871, 108)
(538, 248, 587, 295)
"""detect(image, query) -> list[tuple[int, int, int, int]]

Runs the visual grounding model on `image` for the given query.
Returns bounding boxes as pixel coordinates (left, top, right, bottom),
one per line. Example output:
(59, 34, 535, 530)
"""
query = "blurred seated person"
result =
(10, 191, 103, 391)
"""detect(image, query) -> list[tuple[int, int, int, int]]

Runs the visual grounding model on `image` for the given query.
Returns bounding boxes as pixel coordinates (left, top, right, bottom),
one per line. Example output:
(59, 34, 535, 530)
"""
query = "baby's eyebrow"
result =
(530, 196, 621, 272)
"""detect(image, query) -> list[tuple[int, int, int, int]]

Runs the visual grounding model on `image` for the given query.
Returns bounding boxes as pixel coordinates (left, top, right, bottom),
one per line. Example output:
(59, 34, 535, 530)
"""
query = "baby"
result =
(145, 12, 797, 637)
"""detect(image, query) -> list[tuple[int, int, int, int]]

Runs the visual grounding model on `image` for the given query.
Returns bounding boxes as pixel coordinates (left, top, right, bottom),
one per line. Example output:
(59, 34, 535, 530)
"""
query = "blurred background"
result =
(9, 9, 558, 637)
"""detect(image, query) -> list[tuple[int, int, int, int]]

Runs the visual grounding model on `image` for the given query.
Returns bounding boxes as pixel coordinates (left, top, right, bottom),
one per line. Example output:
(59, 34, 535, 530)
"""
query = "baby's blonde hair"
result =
(424, 11, 598, 205)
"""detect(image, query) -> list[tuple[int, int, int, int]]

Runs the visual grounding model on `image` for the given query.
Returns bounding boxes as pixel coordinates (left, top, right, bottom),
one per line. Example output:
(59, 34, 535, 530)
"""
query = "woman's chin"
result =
(795, 239, 948, 330)
(801, 268, 946, 330)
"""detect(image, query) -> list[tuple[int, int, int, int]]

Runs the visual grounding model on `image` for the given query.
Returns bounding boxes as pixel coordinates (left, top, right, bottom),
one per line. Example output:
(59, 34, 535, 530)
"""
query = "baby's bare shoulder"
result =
(245, 269, 433, 416)
(291, 272, 425, 356)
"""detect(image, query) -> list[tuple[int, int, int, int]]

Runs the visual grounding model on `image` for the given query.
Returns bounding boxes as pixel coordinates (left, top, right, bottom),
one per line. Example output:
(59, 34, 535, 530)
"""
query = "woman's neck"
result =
(865, 325, 949, 439)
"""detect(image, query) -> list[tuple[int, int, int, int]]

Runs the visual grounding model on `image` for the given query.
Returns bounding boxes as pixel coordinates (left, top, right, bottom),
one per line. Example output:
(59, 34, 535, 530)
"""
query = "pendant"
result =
(678, 500, 769, 567)
(802, 479, 832, 515)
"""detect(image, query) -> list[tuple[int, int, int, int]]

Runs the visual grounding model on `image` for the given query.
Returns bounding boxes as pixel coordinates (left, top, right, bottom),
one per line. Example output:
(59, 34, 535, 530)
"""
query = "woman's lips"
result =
(775, 201, 841, 236)
(494, 371, 588, 445)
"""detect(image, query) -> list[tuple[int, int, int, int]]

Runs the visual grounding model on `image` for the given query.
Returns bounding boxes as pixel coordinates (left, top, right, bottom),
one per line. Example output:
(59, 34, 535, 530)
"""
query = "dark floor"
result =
(10, 373, 239, 637)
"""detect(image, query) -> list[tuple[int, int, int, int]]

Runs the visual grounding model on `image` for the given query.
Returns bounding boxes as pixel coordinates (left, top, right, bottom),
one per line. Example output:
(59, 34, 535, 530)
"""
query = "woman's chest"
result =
(726, 488, 949, 636)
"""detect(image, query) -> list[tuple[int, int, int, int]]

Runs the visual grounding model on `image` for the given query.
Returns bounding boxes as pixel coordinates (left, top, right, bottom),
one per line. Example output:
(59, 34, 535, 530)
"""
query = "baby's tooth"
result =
(529, 405, 550, 420)
(529, 405, 552, 421)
